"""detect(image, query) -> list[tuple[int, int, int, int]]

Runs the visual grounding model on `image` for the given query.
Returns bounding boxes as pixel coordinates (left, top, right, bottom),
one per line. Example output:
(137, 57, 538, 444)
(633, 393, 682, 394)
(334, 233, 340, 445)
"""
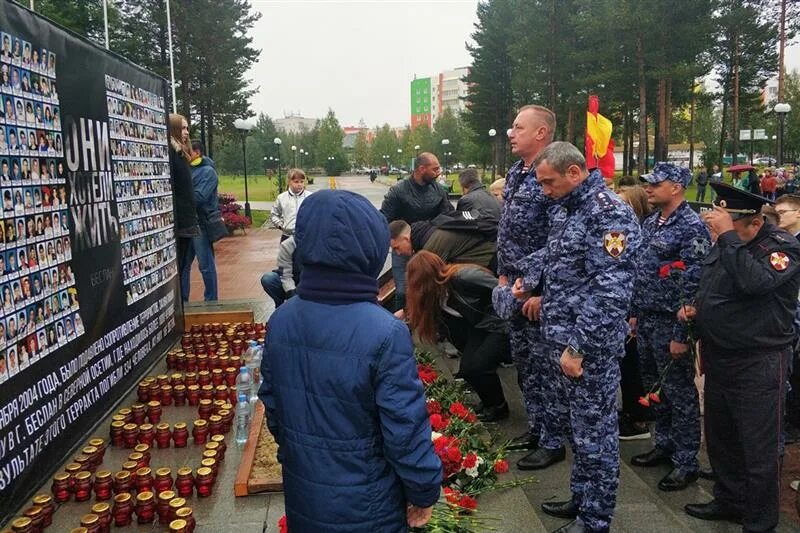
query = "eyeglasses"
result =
(775, 209, 799, 216)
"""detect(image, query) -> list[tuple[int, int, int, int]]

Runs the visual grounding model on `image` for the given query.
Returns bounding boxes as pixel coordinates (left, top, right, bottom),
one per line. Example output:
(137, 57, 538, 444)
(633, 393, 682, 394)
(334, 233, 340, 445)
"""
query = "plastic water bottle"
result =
(245, 341, 261, 397)
(235, 367, 252, 404)
(235, 394, 250, 445)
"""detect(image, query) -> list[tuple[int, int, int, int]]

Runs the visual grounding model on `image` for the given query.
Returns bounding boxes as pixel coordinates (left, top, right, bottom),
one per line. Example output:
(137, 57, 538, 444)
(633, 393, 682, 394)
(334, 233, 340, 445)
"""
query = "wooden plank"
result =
(184, 309, 254, 329)
(234, 400, 264, 497)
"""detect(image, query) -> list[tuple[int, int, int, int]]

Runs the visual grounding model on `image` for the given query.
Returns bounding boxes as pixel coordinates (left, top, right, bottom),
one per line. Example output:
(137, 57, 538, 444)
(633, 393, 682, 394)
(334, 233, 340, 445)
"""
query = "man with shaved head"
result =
(381, 151, 454, 309)
(492, 105, 569, 472)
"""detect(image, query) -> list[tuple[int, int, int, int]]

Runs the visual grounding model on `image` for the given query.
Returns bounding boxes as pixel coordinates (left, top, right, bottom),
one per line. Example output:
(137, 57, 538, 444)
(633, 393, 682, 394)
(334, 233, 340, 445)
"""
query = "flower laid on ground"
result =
(277, 515, 288, 533)
(412, 349, 537, 531)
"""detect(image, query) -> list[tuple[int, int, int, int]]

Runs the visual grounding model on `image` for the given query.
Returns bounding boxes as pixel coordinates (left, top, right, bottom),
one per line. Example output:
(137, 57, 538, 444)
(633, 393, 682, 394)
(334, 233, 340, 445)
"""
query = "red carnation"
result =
(427, 400, 441, 415)
(671, 260, 686, 271)
(446, 446, 462, 463)
(278, 515, 288, 533)
(458, 494, 478, 511)
(449, 401, 468, 418)
(494, 459, 509, 473)
(430, 413, 449, 431)
(649, 392, 661, 404)
(658, 264, 671, 279)
(433, 435, 450, 453)
(465, 412, 478, 424)
(462, 453, 478, 469)
(638, 396, 650, 407)
(444, 487, 460, 505)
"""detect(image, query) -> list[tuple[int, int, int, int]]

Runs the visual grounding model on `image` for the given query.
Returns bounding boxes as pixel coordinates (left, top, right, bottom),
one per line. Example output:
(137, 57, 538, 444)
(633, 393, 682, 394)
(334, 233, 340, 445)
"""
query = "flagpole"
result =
(165, 0, 177, 113)
(103, 0, 109, 49)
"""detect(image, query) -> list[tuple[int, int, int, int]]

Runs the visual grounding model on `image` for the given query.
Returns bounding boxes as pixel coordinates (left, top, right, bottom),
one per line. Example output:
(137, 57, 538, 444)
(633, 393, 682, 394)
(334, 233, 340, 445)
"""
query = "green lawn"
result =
(249, 209, 270, 228)
(219, 174, 279, 202)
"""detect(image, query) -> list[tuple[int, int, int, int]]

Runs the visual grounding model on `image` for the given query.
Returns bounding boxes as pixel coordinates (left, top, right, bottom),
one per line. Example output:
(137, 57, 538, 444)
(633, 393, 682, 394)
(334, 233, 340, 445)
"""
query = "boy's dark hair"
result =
(388, 219, 410, 239)
(617, 175, 637, 188)
(190, 139, 204, 155)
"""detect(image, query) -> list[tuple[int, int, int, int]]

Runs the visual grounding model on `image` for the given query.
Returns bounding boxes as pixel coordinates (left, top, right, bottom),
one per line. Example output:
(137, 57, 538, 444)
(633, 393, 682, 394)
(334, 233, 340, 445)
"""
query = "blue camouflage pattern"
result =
(631, 200, 707, 475)
(536, 169, 641, 531)
(493, 160, 564, 444)
(539, 170, 641, 356)
(637, 316, 700, 472)
(640, 161, 692, 188)
(631, 201, 710, 341)
(496, 160, 551, 278)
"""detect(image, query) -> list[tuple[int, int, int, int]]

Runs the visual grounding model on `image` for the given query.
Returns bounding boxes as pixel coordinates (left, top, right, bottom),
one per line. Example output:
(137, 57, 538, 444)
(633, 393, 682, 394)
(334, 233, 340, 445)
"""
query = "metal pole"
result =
(103, 0, 109, 49)
(165, 0, 178, 113)
(243, 136, 251, 218)
(492, 139, 497, 181)
(277, 151, 282, 193)
(779, 114, 785, 167)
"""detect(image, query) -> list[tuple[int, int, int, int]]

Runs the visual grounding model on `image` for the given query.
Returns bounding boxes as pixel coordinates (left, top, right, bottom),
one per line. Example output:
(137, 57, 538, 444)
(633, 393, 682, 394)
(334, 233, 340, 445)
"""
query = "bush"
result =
(218, 193, 252, 234)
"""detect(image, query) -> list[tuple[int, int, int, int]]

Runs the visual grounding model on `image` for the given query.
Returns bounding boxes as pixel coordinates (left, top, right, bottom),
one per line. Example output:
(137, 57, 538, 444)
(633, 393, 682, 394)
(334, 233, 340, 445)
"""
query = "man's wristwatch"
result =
(566, 345, 582, 359)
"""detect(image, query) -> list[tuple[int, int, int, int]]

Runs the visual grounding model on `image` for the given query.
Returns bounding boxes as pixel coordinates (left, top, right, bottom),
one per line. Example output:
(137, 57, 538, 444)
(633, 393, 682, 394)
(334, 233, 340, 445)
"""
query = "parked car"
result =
(754, 157, 777, 166)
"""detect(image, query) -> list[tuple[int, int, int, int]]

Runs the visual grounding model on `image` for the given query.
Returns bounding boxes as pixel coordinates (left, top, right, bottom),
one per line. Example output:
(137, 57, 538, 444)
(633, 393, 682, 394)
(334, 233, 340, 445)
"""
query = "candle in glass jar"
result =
(186, 385, 200, 406)
(214, 384, 228, 402)
(88, 437, 107, 459)
(197, 370, 211, 386)
(171, 373, 184, 386)
(146, 401, 162, 424)
(21, 506, 44, 533)
(156, 423, 172, 448)
(192, 419, 209, 444)
(74, 471, 93, 502)
(51, 472, 71, 503)
(134, 492, 156, 524)
(168, 497, 187, 521)
(161, 385, 174, 406)
(194, 467, 214, 497)
(208, 415, 223, 436)
(121, 461, 139, 474)
(197, 353, 208, 371)
(198, 399, 213, 420)
(10, 517, 32, 532)
(175, 507, 196, 533)
(205, 441, 222, 462)
(135, 467, 154, 494)
(211, 434, 227, 457)
(93, 470, 113, 501)
(113, 470, 133, 495)
(117, 408, 132, 422)
(172, 422, 189, 448)
(154, 467, 173, 493)
(31, 494, 55, 526)
(184, 372, 197, 386)
(176, 353, 187, 370)
(112, 493, 134, 526)
(80, 513, 101, 533)
(173, 384, 187, 406)
(127, 452, 146, 470)
(122, 423, 139, 448)
(138, 423, 155, 447)
(109, 420, 125, 446)
(131, 403, 146, 424)
(134, 443, 151, 464)
(157, 491, 176, 524)
(200, 458, 217, 480)
(90, 503, 112, 533)
(81, 446, 99, 472)
(169, 518, 189, 532)
(174, 468, 194, 497)
(200, 385, 214, 401)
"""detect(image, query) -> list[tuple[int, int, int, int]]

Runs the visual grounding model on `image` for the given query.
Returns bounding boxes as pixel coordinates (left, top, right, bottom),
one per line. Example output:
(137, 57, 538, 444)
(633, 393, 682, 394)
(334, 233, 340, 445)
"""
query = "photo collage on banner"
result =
(105, 75, 176, 307)
(0, 31, 82, 385)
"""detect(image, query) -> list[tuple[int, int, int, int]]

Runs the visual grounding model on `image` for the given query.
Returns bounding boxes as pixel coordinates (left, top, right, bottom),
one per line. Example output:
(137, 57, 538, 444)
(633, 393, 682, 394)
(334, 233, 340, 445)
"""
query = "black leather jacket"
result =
(380, 177, 453, 223)
(445, 267, 506, 334)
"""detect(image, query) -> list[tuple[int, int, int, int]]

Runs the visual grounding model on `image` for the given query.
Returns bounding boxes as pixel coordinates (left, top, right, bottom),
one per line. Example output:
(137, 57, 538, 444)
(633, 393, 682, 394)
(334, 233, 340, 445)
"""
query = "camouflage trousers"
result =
(549, 344, 621, 531)
(638, 314, 700, 473)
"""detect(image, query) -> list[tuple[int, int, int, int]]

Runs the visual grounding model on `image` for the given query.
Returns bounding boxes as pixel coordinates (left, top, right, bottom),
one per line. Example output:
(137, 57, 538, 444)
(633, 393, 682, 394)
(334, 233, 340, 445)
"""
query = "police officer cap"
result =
(639, 162, 692, 188)
(709, 182, 772, 219)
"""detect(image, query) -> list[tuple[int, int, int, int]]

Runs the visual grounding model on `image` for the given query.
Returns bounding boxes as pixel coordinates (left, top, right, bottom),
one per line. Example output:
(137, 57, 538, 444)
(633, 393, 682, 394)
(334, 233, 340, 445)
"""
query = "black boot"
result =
(541, 500, 579, 519)
(517, 446, 566, 470)
(631, 447, 671, 467)
(657, 468, 699, 491)
(684, 500, 742, 524)
(506, 430, 539, 452)
(477, 401, 509, 422)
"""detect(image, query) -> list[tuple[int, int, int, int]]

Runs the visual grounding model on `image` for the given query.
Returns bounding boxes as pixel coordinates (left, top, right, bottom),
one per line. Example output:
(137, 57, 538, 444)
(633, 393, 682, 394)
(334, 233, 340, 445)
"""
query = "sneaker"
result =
(619, 417, 651, 441)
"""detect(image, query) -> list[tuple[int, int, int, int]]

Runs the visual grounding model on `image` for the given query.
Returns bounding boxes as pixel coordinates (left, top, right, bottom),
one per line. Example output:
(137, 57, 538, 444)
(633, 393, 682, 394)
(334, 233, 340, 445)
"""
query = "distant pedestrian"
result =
(271, 168, 312, 242)
(380, 152, 454, 309)
(695, 169, 708, 201)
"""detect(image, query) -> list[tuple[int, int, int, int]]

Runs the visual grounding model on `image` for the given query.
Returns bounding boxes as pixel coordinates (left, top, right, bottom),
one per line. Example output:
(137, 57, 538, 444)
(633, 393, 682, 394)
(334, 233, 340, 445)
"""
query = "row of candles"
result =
(4, 322, 263, 532)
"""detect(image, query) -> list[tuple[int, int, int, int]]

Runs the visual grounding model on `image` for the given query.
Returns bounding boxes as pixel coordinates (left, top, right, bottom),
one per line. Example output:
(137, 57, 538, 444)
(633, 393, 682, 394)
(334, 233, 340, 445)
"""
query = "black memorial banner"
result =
(0, 2, 181, 519)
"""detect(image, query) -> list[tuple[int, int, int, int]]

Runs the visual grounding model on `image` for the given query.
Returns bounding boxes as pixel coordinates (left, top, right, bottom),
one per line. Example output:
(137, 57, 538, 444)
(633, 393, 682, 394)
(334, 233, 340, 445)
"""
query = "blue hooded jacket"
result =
(259, 190, 442, 533)
(189, 155, 220, 223)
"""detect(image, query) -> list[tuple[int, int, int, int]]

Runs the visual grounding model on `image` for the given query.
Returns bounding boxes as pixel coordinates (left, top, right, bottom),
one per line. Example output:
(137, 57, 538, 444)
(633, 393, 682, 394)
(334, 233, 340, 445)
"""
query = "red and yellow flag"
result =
(585, 95, 615, 179)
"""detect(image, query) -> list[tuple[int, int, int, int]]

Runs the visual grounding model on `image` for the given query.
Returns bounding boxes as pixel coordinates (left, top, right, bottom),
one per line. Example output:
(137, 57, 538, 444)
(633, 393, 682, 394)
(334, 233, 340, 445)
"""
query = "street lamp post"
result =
(414, 144, 420, 156)
(488, 128, 497, 180)
(274, 137, 283, 192)
(441, 138, 450, 179)
(299, 148, 304, 168)
(291, 145, 297, 167)
(775, 102, 792, 166)
(233, 118, 255, 218)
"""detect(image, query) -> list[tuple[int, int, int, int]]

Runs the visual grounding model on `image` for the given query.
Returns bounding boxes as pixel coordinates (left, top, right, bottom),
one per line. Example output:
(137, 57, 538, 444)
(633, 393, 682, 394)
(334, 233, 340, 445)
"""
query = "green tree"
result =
(371, 124, 399, 167)
(352, 131, 371, 167)
(783, 71, 800, 162)
(316, 109, 347, 175)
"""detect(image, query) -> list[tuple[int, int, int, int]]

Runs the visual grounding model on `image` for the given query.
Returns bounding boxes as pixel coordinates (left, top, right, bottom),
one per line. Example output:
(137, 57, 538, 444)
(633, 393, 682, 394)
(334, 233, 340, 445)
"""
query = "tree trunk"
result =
(622, 103, 629, 176)
(199, 104, 206, 153)
(664, 77, 671, 158)
(548, 0, 557, 110)
(208, 104, 215, 160)
(566, 108, 575, 144)
(718, 82, 729, 170)
(655, 78, 666, 161)
(636, 35, 647, 175)
(689, 81, 696, 169)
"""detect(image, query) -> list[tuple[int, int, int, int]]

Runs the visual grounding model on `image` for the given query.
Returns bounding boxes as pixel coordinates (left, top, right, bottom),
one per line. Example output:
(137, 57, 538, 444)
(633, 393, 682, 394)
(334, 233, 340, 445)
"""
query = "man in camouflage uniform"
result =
(492, 105, 567, 470)
(531, 142, 641, 533)
(630, 163, 710, 492)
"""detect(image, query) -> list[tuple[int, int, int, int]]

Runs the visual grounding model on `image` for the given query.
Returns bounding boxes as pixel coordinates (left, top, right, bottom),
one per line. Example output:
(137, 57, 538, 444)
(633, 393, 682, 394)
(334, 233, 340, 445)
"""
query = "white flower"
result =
(465, 466, 479, 478)
(431, 431, 442, 441)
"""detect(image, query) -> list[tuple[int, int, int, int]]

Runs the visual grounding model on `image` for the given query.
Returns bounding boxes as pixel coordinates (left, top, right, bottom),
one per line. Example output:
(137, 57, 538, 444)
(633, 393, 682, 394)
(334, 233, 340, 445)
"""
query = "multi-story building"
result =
(762, 76, 779, 107)
(275, 114, 319, 134)
(410, 67, 469, 129)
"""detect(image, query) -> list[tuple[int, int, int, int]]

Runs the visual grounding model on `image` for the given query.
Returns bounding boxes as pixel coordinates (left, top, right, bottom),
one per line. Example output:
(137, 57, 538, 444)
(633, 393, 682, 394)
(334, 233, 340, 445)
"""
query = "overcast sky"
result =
(246, 0, 800, 128)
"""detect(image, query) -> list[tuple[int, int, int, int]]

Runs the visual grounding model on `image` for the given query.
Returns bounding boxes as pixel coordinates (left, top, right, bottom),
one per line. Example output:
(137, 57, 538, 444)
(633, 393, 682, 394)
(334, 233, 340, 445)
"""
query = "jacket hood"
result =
(295, 190, 389, 278)
(191, 155, 215, 169)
